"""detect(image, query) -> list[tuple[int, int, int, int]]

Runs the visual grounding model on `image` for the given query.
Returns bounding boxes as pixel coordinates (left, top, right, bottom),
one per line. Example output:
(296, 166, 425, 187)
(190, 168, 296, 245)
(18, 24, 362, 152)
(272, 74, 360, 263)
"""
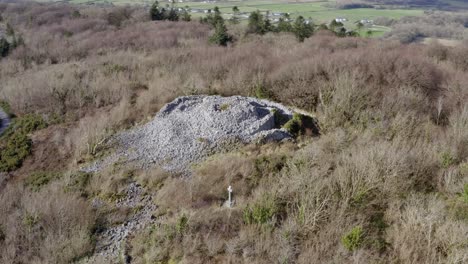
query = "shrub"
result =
(0, 184, 96, 263)
(209, 20, 231, 46)
(272, 109, 289, 127)
(23, 213, 39, 232)
(283, 113, 303, 136)
(247, 10, 267, 35)
(175, 214, 188, 235)
(3, 114, 47, 136)
(462, 183, 468, 203)
(253, 83, 272, 99)
(219, 103, 230, 111)
(25, 171, 61, 191)
(341, 226, 364, 251)
(0, 114, 47, 172)
(0, 132, 32, 172)
(253, 154, 287, 179)
(460, 163, 468, 175)
(440, 151, 456, 169)
(350, 189, 371, 207)
(243, 194, 279, 225)
(282, 113, 316, 137)
(64, 171, 92, 196)
(450, 199, 468, 221)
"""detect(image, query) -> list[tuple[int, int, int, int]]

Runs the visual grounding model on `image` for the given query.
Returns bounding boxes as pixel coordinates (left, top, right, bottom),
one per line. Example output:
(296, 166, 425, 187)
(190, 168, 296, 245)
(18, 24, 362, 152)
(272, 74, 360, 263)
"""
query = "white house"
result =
(360, 19, 374, 24)
(335, 18, 347, 23)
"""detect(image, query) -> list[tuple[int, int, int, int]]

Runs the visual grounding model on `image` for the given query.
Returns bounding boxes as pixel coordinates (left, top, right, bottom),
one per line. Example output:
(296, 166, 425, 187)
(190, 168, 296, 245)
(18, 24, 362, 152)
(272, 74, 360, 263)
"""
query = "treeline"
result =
(150, 0, 191, 22)
(197, 6, 363, 46)
(382, 11, 468, 43)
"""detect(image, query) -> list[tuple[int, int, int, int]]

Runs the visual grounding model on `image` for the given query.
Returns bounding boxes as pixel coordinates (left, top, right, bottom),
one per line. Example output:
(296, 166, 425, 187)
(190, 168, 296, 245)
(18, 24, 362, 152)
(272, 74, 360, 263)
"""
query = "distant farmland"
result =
(37, 0, 425, 22)
(36, 0, 426, 33)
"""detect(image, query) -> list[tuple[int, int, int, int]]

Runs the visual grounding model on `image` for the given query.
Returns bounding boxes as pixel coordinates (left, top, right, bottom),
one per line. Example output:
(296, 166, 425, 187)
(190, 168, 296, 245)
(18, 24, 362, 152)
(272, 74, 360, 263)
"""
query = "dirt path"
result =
(83, 183, 157, 264)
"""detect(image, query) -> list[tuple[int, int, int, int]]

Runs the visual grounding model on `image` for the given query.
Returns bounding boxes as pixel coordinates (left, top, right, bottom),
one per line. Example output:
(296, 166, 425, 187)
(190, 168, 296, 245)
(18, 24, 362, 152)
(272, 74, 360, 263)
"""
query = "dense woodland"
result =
(0, 1, 467, 264)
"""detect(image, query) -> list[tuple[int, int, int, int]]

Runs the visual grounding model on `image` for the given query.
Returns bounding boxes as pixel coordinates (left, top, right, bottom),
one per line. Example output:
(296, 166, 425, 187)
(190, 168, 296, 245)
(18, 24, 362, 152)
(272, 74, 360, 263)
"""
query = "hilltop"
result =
(0, 2, 467, 264)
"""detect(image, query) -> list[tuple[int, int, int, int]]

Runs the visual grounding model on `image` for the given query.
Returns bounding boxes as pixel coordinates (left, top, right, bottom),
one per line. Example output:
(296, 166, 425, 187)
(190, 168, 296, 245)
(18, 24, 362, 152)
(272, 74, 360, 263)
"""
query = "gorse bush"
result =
(0, 114, 47, 172)
(282, 113, 316, 137)
(243, 194, 279, 225)
(25, 171, 62, 191)
(175, 214, 188, 234)
(253, 83, 272, 99)
(5, 114, 47, 135)
(0, 132, 31, 172)
(342, 226, 364, 251)
(440, 151, 456, 168)
(462, 184, 468, 203)
(22, 213, 39, 231)
(283, 113, 303, 136)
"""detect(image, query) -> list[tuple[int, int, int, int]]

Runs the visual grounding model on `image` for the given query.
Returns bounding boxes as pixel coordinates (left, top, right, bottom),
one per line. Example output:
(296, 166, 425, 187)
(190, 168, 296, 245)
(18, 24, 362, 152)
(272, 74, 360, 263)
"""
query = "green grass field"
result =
(180, 1, 423, 23)
(35, 0, 425, 33)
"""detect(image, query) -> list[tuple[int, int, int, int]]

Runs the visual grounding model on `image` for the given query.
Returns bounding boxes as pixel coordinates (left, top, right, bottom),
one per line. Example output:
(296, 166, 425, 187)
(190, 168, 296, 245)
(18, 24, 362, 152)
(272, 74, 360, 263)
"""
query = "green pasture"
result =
(34, 0, 425, 31)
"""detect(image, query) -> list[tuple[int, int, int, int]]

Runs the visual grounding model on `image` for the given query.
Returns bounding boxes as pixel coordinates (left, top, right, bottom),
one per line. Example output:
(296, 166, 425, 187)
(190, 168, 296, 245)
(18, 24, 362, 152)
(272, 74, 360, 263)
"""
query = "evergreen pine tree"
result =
(209, 20, 231, 46)
(247, 10, 265, 35)
(263, 11, 273, 32)
(150, 1, 164, 21)
(167, 8, 179, 21)
(202, 7, 223, 27)
(229, 6, 240, 24)
(277, 14, 292, 32)
(293, 16, 314, 42)
(181, 6, 191, 22)
(211, 6, 223, 27)
(337, 27, 347, 37)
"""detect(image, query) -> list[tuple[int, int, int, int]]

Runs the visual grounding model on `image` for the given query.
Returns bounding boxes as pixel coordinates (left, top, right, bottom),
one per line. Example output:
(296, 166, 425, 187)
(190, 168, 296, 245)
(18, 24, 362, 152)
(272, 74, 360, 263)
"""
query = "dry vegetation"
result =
(0, 1, 467, 263)
(381, 12, 468, 43)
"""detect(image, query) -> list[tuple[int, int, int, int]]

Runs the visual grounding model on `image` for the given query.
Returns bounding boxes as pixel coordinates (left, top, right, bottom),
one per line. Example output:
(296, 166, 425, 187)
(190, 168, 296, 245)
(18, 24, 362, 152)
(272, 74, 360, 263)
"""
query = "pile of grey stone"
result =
(87, 95, 295, 173)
